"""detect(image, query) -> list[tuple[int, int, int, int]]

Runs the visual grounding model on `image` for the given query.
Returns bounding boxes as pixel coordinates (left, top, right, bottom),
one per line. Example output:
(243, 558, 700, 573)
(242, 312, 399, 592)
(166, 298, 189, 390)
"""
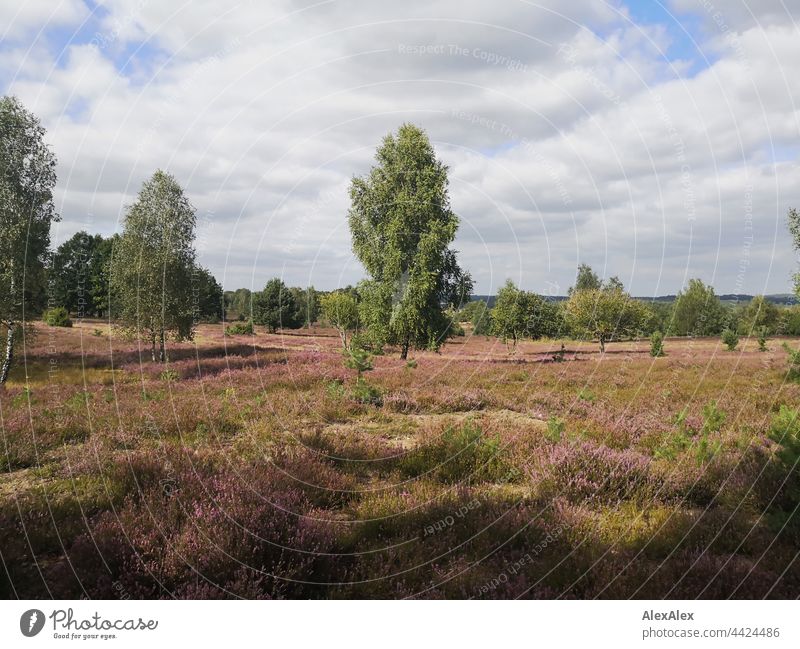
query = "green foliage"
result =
(321, 291, 359, 348)
(491, 280, 562, 346)
(650, 330, 665, 357)
(644, 301, 674, 336)
(350, 378, 382, 406)
(223, 288, 252, 321)
(44, 306, 72, 327)
(655, 404, 723, 463)
(50, 231, 104, 317)
(348, 123, 472, 359)
(343, 339, 380, 404)
(50, 231, 123, 320)
(225, 320, 254, 336)
(757, 327, 768, 352)
(565, 276, 650, 352)
(701, 400, 726, 436)
(740, 295, 780, 335)
(0, 96, 59, 383)
(545, 416, 565, 443)
(159, 369, 179, 382)
(291, 285, 320, 328)
(344, 340, 373, 378)
(721, 327, 739, 351)
(780, 304, 800, 335)
(468, 300, 493, 335)
(570, 263, 601, 294)
(399, 419, 510, 483)
(789, 207, 800, 298)
(686, 401, 725, 466)
(491, 280, 528, 346)
(782, 342, 800, 381)
(111, 170, 197, 361)
(64, 390, 91, 410)
(447, 312, 465, 337)
(768, 406, 800, 519)
(191, 266, 224, 323)
(252, 278, 300, 333)
(671, 279, 727, 336)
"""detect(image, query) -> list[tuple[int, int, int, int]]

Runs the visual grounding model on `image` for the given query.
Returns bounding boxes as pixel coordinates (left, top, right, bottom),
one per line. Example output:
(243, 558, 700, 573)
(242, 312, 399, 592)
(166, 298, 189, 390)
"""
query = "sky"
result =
(1, 0, 799, 296)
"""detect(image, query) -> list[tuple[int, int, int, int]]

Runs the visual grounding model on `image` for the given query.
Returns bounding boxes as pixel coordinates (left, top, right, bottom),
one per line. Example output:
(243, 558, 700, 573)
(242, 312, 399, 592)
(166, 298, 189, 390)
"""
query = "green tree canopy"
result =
(490, 280, 527, 346)
(739, 295, 780, 335)
(192, 265, 224, 323)
(348, 123, 472, 359)
(0, 96, 59, 383)
(788, 207, 800, 297)
(51, 231, 105, 317)
(224, 288, 252, 321)
(671, 278, 727, 336)
(253, 278, 300, 333)
(290, 285, 320, 328)
(569, 263, 602, 294)
(321, 290, 359, 348)
(565, 283, 649, 352)
(111, 170, 197, 362)
(90, 234, 119, 318)
(469, 300, 493, 336)
(491, 280, 561, 345)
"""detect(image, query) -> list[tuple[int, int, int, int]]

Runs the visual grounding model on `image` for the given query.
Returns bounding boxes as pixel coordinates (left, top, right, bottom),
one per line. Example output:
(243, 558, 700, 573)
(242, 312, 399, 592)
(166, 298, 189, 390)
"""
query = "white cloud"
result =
(2, 0, 798, 295)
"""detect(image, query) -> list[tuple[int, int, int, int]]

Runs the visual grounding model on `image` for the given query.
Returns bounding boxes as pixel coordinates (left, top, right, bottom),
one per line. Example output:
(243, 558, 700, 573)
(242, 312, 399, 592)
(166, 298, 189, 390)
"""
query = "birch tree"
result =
(348, 123, 472, 359)
(0, 97, 58, 384)
(111, 170, 196, 362)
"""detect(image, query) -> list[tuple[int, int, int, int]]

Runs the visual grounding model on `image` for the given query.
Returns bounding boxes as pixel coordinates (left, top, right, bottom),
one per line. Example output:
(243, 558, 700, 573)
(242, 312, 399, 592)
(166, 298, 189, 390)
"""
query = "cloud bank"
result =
(2, 0, 799, 296)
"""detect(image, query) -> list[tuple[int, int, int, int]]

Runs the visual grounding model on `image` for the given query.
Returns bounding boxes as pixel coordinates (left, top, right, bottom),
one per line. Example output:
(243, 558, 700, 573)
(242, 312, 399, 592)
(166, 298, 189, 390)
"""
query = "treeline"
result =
(47, 231, 224, 323)
(457, 268, 800, 349)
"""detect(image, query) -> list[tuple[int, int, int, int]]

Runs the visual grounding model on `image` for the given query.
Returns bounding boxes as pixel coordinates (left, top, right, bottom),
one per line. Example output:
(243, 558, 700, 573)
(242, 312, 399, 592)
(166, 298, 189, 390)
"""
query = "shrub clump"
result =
(757, 327, 768, 352)
(55, 453, 335, 598)
(783, 342, 800, 381)
(766, 405, 800, 535)
(225, 320, 254, 336)
(44, 307, 72, 327)
(399, 419, 512, 483)
(650, 331, 665, 357)
(533, 440, 656, 504)
(721, 328, 739, 351)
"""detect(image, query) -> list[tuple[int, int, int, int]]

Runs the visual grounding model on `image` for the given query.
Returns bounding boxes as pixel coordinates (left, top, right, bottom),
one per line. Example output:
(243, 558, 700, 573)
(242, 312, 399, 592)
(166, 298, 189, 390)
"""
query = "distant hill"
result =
(469, 293, 798, 307)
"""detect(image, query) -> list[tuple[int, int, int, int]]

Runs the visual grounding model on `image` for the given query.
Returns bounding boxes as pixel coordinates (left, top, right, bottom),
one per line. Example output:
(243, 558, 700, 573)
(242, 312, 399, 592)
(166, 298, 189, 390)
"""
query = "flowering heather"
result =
(1, 321, 799, 598)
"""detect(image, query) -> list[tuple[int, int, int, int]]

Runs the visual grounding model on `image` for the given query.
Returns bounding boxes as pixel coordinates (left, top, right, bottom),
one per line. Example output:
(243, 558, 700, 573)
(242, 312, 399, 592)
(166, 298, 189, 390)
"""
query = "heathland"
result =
(1, 320, 798, 599)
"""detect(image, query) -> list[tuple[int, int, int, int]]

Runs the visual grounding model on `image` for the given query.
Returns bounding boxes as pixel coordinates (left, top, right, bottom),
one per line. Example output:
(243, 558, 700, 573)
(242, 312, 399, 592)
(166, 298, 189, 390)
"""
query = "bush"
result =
(44, 307, 72, 327)
(545, 416, 565, 443)
(350, 378, 382, 406)
(225, 320, 254, 336)
(783, 342, 800, 381)
(757, 327, 768, 352)
(721, 328, 739, 351)
(534, 440, 655, 504)
(159, 369, 179, 382)
(399, 419, 512, 483)
(650, 331, 665, 357)
(694, 401, 725, 465)
(767, 405, 800, 532)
